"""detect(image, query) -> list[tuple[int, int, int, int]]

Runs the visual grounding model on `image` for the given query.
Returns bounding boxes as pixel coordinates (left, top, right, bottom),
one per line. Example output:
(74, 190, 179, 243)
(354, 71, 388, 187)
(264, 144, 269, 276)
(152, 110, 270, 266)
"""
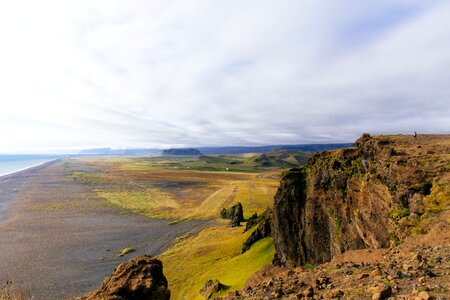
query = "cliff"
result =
(272, 134, 450, 267)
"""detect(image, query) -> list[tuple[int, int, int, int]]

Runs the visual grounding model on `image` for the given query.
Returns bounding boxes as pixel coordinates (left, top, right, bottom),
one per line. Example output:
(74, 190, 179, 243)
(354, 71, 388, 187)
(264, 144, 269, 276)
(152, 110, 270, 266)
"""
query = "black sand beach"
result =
(0, 160, 209, 299)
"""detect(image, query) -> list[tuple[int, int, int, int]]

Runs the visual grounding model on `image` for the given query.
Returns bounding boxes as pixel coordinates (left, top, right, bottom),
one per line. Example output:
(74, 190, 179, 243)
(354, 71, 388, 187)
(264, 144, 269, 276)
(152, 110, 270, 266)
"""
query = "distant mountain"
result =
(162, 148, 202, 156)
(197, 143, 354, 155)
(78, 148, 161, 155)
(78, 143, 354, 156)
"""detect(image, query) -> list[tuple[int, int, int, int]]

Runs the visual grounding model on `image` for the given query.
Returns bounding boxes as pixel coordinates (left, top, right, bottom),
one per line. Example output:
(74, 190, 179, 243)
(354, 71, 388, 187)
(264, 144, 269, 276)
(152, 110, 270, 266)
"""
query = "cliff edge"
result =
(272, 134, 450, 267)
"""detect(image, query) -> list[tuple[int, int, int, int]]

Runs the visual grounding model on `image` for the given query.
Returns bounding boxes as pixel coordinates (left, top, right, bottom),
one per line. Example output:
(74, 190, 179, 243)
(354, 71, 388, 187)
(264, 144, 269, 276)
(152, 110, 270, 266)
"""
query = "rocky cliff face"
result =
(272, 134, 450, 267)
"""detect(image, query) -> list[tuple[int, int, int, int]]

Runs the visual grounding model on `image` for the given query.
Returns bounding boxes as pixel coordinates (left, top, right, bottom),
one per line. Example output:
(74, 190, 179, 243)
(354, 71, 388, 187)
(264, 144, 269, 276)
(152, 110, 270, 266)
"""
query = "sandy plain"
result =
(0, 159, 208, 299)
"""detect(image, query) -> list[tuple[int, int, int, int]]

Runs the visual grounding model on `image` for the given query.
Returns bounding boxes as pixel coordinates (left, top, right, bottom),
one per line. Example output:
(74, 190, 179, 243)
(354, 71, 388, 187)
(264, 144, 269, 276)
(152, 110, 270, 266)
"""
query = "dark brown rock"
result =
(220, 202, 244, 227)
(272, 168, 311, 267)
(78, 255, 170, 300)
(242, 208, 272, 253)
(243, 212, 259, 232)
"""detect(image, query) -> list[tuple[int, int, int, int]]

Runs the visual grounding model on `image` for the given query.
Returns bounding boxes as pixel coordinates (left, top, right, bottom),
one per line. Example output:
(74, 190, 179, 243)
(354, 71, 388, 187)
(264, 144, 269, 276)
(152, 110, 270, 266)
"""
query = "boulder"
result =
(79, 255, 170, 300)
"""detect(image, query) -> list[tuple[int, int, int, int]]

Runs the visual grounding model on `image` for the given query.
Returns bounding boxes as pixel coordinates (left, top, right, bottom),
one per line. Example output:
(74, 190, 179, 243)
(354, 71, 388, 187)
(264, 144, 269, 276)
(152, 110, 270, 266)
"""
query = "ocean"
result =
(0, 155, 61, 177)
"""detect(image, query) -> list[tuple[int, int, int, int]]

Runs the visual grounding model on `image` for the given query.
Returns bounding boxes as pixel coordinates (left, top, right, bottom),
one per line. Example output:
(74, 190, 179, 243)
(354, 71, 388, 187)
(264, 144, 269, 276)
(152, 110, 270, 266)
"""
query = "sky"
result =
(0, 0, 449, 153)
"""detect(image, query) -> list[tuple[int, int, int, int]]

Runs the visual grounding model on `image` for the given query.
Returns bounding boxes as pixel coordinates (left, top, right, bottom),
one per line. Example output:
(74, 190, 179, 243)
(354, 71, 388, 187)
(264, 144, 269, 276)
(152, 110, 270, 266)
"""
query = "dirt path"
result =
(0, 160, 209, 299)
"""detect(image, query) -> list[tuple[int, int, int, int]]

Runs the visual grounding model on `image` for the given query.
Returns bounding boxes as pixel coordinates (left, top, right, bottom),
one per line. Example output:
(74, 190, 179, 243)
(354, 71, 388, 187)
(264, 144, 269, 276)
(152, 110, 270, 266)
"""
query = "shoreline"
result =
(0, 158, 62, 223)
(0, 157, 62, 179)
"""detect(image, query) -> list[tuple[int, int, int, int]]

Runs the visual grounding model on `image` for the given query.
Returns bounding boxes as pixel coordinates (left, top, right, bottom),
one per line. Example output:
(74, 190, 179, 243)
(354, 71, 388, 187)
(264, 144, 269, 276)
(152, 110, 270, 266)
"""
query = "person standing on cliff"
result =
(414, 131, 417, 138)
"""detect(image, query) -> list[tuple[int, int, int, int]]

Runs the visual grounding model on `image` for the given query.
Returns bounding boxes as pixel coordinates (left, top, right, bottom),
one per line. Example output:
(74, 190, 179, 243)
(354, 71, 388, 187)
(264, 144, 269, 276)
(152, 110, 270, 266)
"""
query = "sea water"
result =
(0, 155, 61, 177)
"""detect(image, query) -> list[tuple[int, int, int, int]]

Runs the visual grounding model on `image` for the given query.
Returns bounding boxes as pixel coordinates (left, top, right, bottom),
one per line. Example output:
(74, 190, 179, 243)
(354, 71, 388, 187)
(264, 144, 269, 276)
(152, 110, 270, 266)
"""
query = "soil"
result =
(0, 160, 209, 300)
(222, 210, 450, 299)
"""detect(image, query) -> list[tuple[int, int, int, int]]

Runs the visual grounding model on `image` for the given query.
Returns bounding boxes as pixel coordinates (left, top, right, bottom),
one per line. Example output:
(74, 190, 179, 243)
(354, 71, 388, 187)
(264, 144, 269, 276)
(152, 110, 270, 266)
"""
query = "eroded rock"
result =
(220, 202, 244, 227)
(79, 255, 170, 300)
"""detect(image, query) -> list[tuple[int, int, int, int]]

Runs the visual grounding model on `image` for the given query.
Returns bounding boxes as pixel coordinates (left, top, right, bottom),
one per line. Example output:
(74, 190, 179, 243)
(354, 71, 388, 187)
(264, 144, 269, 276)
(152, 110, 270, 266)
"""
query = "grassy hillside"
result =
(157, 150, 310, 172)
(159, 223, 275, 299)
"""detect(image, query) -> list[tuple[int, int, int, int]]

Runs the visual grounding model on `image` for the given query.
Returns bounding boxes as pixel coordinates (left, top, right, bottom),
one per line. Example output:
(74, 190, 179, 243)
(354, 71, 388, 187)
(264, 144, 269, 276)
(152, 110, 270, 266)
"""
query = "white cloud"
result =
(0, 0, 448, 152)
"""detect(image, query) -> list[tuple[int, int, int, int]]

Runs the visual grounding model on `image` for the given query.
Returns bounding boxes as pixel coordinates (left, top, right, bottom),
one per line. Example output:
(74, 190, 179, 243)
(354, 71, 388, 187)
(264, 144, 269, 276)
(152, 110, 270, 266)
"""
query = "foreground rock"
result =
(219, 243, 450, 299)
(79, 255, 170, 300)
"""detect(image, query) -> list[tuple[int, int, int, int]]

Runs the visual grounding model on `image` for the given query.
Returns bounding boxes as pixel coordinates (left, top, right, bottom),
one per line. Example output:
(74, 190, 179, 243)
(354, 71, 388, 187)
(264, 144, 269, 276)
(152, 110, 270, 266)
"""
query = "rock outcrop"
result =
(242, 208, 272, 253)
(220, 202, 244, 227)
(272, 134, 450, 267)
(200, 279, 226, 299)
(79, 255, 170, 300)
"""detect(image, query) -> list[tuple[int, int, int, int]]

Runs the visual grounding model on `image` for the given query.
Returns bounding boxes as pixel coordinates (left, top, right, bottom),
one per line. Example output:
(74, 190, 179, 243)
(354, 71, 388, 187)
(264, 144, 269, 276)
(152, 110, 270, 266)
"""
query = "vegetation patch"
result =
(117, 248, 135, 257)
(158, 225, 274, 299)
(423, 179, 450, 208)
(96, 188, 179, 219)
(303, 263, 316, 270)
(389, 232, 401, 246)
(388, 209, 410, 219)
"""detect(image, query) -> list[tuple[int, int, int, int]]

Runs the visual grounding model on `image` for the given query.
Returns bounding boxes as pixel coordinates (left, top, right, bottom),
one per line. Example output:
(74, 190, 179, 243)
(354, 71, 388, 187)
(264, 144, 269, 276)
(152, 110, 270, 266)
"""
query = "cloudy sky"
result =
(0, 1, 449, 153)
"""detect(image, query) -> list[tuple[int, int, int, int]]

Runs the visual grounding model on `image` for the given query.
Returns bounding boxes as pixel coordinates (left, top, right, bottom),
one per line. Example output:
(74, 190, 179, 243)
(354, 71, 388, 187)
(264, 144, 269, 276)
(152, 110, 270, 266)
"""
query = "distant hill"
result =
(78, 143, 353, 156)
(252, 150, 309, 168)
(162, 148, 202, 156)
(78, 148, 161, 155)
(192, 150, 310, 172)
(197, 143, 354, 155)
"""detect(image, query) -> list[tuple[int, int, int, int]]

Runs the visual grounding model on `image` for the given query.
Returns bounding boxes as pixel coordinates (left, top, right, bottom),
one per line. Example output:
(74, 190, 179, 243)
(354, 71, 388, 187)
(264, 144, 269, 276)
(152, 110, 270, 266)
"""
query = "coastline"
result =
(0, 158, 210, 299)
(0, 157, 62, 178)
(0, 158, 61, 223)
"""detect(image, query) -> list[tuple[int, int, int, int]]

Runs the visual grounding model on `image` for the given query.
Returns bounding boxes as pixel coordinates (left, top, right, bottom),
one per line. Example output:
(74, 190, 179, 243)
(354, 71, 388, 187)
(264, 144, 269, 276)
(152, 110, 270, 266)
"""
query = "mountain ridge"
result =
(78, 143, 354, 156)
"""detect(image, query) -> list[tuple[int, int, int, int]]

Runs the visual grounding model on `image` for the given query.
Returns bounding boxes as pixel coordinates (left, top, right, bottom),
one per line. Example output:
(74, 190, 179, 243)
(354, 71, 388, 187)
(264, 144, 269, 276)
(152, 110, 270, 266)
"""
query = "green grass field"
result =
(158, 223, 275, 299)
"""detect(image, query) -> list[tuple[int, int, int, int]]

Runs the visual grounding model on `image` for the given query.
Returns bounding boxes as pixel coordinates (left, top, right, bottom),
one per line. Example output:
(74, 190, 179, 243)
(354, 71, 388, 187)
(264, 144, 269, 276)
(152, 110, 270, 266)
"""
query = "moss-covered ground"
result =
(159, 223, 275, 299)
